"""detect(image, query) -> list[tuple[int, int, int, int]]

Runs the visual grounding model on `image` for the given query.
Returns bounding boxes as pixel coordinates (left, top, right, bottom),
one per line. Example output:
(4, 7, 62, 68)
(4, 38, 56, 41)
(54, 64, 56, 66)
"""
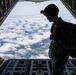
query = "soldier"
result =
(40, 4, 76, 75)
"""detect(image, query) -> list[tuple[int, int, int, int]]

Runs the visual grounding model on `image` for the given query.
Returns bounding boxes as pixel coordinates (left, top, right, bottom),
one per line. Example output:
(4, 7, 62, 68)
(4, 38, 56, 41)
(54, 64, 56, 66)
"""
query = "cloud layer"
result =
(0, 0, 76, 59)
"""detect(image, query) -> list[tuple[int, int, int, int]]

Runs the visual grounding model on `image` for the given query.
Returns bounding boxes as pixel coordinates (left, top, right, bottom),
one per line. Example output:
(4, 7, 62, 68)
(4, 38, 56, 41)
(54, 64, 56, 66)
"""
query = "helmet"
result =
(40, 4, 59, 16)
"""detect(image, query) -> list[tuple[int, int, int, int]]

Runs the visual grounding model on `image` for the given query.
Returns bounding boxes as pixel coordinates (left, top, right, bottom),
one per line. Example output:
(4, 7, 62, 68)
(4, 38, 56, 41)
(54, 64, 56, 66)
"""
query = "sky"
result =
(0, 0, 76, 60)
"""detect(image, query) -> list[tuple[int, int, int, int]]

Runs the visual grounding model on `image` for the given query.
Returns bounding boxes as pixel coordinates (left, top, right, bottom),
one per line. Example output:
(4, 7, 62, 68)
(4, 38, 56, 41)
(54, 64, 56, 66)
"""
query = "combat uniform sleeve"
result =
(51, 23, 61, 40)
(51, 23, 55, 33)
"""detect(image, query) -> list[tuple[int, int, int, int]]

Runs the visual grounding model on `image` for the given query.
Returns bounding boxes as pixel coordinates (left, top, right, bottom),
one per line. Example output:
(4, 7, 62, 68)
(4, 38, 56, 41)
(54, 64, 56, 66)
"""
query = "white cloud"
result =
(0, 0, 75, 59)
(0, 43, 14, 52)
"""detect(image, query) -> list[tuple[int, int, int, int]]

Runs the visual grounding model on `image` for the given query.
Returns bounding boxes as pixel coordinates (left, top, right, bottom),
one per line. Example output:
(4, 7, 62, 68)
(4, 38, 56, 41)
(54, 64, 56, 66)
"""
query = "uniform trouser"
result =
(50, 48, 69, 75)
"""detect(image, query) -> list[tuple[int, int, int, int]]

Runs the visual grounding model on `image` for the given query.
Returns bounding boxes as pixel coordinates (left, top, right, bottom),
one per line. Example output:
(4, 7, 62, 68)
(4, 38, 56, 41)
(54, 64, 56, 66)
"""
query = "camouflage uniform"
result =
(40, 4, 76, 75)
(49, 17, 76, 75)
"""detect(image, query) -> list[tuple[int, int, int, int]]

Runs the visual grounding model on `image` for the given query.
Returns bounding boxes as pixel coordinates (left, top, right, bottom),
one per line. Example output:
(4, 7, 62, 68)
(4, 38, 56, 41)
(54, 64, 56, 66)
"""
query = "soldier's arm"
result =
(50, 23, 55, 33)
(51, 24, 61, 40)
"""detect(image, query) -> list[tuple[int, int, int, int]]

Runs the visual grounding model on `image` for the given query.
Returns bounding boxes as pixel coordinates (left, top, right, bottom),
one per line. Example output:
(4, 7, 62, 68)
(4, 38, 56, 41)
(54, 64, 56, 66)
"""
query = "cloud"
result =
(0, 0, 75, 59)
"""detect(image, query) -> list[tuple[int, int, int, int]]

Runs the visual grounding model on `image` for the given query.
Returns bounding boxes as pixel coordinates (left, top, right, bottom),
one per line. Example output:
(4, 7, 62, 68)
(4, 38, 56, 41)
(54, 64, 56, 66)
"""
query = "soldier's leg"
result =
(51, 49, 69, 75)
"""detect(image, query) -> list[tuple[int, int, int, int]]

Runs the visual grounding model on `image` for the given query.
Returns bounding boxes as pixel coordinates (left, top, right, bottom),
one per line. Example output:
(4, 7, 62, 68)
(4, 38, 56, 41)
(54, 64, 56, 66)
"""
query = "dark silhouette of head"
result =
(40, 4, 59, 22)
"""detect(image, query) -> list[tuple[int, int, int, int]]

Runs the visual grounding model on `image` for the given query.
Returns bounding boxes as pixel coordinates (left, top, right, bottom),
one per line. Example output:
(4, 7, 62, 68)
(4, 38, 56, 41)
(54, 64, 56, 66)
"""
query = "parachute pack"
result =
(59, 21, 76, 47)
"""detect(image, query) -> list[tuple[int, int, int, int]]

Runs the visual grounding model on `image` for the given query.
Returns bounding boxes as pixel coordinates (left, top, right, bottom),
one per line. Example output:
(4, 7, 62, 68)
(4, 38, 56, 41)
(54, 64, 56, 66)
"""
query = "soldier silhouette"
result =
(40, 4, 76, 75)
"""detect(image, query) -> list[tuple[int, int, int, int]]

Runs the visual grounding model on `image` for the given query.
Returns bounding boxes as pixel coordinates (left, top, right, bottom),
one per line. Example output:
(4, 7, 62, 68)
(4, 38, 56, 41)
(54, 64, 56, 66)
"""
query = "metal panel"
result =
(0, 59, 76, 75)
(0, 0, 19, 26)
(61, 0, 76, 19)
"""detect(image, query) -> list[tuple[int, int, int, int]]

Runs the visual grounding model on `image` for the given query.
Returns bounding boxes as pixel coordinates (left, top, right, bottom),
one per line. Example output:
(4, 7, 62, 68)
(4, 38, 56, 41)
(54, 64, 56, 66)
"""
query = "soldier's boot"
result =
(52, 70, 65, 75)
